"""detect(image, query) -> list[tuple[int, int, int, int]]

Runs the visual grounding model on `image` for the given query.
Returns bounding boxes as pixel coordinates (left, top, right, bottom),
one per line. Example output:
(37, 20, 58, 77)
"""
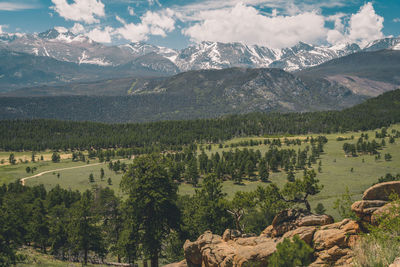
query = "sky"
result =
(0, 0, 399, 49)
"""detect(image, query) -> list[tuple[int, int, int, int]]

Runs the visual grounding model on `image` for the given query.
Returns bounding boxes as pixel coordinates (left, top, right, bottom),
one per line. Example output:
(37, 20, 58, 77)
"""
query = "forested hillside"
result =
(1, 89, 399, 151)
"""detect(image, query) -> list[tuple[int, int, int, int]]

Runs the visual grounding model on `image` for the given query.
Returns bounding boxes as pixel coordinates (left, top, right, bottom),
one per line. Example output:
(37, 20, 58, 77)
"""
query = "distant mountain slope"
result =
(297, 50, 400, 96)
(0, 67, 364, 122)
(0, 49, 176, 91)
(1, 89, 400, 151)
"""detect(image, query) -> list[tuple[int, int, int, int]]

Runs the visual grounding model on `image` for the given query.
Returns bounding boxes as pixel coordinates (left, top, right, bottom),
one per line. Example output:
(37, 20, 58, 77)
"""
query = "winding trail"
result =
(20, 162, 104, 186)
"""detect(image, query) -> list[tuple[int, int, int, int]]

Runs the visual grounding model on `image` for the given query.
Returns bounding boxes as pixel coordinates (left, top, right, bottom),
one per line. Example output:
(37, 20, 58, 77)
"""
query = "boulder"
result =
(351, 200, 387, 223)
(371, 203, 399, 225)
(282, 226, 316, 245)
(184, 231, 277, 267)
(312, 219, 360, 266)
(180, 210, 350, 267)
(262, 209, 333, 238)
(362, 181, 400, 201)
(390, 257, 400, 267)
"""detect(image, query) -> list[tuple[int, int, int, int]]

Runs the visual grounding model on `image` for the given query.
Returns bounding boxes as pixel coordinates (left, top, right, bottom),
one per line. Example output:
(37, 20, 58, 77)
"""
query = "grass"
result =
(0, 159, 93, 186)
(16, 246, 159, 267)
(0, 151, 72, 165)
(2, 124, 400, 220)
(16, 247, 107, 267)
(25, 160, 127, 197)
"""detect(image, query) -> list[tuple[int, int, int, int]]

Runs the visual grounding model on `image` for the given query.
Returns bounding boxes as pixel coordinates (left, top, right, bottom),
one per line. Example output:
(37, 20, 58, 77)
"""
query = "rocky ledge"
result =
(165, 181, 400, 267)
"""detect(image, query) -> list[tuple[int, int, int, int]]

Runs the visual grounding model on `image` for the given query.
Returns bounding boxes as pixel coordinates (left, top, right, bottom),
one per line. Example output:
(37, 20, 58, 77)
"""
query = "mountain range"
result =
(1, 28, 400, 122)
(1, 28, 399, 76)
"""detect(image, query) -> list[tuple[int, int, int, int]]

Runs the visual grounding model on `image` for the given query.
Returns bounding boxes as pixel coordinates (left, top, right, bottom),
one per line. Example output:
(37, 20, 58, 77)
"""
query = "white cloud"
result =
(70, 23, 85, 34)
(0, 25, 4, 34)
(116, 9, 175, 42)
(325, 3, 384, 47)
(181, 2, 385, 48)
(393, 18, 400, 23)
(347, 2, 384, 47)
(326, 13, 347, 44)
(50, 0, 105, 24)
(0, 2, 37, 11)
(87, 26, 113, 43)
(182, 3, 327, 49)
(128, 6, 135, 16)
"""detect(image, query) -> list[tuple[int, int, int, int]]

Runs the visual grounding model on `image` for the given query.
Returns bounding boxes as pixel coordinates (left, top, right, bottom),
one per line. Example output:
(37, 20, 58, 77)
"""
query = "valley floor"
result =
(1, 124, 400, 220)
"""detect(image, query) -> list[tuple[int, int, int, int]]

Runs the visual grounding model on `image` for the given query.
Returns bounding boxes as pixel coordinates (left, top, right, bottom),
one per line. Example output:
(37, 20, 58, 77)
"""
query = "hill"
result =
(297, 50, 400, 96)
(0, 89, 399, 151)
(0, 67, 363, 122)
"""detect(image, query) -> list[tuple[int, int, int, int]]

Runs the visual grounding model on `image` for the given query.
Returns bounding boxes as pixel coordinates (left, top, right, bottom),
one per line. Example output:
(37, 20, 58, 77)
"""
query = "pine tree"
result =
(28, 199, 49, 253)
(68, 190, 105, 265)
(258, 160, 269, 182)
(100, 168, 105, 181)
(314, 203, 326, 215)
(9, 153, 16, 165)
(89, 173, 95, 183)
(120, 154, 179, 267)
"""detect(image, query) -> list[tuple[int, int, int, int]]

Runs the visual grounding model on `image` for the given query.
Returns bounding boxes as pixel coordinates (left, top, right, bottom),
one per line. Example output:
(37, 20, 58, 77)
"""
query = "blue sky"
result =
(0, 0, 399, 49)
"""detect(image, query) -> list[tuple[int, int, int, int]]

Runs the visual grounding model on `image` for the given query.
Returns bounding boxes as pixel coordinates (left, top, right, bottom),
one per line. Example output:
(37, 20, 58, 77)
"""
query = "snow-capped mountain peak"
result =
(0, 28, 398, 72)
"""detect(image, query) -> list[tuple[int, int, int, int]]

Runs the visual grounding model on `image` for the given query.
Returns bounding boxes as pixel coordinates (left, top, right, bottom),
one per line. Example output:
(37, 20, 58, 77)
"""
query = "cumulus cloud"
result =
(87, 26, 113, 43)
(182, 3, 327, 49)
(116, 9, 175, 42)
(347, 2, 384, 46)
(50, 0, 105, 24)
(181, 2, 385, 48)
(393, 18, 400, 23)
(0, 25, 4, 34)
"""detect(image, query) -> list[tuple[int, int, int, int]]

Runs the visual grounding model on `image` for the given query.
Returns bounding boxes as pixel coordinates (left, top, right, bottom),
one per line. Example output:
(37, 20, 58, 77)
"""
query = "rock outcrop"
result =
(178, 210, 359, 267)
(165, 181, 400, 267)
(362, 181, 400, 201)
(351, 181, 400, 224)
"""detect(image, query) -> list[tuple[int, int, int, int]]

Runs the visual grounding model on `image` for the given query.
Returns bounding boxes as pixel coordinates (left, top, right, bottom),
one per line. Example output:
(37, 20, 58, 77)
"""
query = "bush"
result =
(268, 235, 313, 267)
(353, 196, 400, 266)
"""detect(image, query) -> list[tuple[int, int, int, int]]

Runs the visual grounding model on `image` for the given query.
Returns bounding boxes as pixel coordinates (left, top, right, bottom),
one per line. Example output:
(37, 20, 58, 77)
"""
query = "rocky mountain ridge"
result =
(1, 28, 399, 73)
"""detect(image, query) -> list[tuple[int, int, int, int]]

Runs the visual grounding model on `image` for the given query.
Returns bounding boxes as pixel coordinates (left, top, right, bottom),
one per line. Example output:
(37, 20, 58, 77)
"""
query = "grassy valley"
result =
(0, 124, 393, 220)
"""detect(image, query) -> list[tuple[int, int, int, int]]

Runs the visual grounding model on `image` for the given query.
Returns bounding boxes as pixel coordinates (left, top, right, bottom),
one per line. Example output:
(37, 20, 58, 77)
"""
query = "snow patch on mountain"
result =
(0, 28, 399, 72)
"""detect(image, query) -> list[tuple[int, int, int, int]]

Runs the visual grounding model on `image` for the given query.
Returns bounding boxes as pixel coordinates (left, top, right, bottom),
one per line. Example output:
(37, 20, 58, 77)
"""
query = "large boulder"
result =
(183, 230, 277, 267)
(351, 200, 387, 223)
(179, 210, 349, 267)
(262, 209, 333, 238)
(311, 219, 361, 266)
(390, 257, 400, 267)
(362, 181, 400, 201)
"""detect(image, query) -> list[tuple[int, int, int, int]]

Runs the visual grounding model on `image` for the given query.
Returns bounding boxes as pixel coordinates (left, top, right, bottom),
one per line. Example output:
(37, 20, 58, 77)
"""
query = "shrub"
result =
(268, 235, 313, 267)
(353, 196, 400, 266)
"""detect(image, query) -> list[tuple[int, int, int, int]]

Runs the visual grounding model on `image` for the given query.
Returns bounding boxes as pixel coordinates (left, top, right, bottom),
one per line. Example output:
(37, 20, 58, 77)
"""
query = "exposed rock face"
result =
(178, 210, 357, 267)
(311, 219, 361, 266)
(166, 182, 400, 267)
(390, 257, 400, 267)
(351, 200, 388, 223)
(352, 181, 400, 224)
(262, 209, 333, 238)
(362, 181, 400, 201)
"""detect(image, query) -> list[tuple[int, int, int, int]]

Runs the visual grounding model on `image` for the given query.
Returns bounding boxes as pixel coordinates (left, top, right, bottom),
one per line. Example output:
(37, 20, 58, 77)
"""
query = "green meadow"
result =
(1, 124, 400, 220)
